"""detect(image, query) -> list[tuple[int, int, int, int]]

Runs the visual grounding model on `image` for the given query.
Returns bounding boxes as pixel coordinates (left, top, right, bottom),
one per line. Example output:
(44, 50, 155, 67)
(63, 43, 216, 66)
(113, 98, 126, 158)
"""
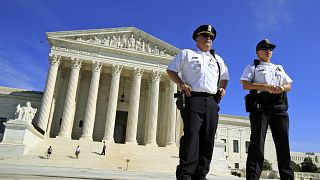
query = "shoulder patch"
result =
(276, 66, 282, 71)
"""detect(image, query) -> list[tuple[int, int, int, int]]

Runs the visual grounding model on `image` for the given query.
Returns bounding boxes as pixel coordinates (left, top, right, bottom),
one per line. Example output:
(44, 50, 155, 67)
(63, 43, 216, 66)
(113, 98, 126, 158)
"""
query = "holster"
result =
(174, 91, 185, 110)
(213, 90, 222, 104)
(244, 90, 261, 112)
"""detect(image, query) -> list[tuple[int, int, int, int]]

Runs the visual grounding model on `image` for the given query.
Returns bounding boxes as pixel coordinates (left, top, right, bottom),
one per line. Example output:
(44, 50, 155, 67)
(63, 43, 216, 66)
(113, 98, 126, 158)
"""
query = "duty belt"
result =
(190, 91, 214, 97)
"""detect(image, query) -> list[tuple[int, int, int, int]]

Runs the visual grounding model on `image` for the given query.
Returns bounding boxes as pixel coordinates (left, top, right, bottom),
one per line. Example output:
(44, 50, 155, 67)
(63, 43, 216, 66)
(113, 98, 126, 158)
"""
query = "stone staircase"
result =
(0, 138, 180, 173)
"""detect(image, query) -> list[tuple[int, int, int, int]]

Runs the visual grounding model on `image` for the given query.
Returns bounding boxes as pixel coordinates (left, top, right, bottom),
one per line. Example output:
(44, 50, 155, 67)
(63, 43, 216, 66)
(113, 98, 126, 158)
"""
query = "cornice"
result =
(49, 46, 168, 73)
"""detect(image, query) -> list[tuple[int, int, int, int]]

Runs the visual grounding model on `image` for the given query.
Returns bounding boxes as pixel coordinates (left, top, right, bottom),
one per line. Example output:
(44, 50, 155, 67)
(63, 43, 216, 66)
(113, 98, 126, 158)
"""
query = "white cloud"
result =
(0, 43, 46, 91)
(248, 0, 296, 33)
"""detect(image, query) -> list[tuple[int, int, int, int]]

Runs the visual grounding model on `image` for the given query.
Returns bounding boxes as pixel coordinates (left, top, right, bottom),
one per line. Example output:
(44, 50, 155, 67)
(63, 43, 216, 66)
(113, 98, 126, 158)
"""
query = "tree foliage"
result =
(262, 159, 273, 171)
(300, 157, 319, 173)
(291, 161, 301, 172)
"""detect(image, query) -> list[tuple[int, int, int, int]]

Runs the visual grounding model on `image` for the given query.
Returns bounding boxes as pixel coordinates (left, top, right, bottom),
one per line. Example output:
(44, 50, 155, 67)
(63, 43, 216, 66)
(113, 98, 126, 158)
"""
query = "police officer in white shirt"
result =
(167, 24, 229, 180)
(240, 39, 294, 180)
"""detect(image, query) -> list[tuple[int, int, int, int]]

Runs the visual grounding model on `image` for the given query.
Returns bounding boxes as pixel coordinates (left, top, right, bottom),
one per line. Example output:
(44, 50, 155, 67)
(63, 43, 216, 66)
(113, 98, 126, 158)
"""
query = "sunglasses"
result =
(201, 33, 214, 40)
(261, 47, 274, 51)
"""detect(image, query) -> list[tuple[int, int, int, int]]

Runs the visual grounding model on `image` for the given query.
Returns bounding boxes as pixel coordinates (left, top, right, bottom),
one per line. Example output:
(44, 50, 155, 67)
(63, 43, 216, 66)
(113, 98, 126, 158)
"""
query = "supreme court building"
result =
(36, 27, 182, 146)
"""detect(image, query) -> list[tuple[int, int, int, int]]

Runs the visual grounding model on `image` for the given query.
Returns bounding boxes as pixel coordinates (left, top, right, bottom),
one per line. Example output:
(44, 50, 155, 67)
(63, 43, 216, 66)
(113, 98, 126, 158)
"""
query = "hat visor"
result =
(258, 44, 276, 50)
(196, 31, 214, 38)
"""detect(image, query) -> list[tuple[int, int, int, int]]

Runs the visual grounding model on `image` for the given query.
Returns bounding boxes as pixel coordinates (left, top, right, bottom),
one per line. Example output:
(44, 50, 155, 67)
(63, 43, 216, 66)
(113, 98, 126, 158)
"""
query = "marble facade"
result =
(37, 27, 181, 146)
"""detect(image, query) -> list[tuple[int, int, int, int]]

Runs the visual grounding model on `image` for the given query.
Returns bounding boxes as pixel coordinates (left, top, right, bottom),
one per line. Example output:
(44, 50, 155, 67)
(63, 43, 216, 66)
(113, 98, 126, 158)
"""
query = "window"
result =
(0, 117, 8, 133)
(79, 120, 83, 128)
(221, 139, 227, 152)
(233, 140, 239, 153)
(235, 163, 239, 169)
(245, 141, 250, 153)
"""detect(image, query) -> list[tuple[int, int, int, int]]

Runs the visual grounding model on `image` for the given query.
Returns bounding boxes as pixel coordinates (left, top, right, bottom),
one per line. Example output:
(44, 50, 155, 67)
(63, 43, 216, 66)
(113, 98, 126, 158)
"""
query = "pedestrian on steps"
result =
(75, 145, 80, 159)
(46, 146, 52, 159)
(101, 141, 106, 155)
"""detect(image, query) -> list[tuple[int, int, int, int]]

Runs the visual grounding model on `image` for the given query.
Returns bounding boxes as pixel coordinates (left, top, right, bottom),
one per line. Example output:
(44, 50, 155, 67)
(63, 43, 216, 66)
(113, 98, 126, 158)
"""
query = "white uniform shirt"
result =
(240, 61, 293, 86)
(167, 49, 229, 94)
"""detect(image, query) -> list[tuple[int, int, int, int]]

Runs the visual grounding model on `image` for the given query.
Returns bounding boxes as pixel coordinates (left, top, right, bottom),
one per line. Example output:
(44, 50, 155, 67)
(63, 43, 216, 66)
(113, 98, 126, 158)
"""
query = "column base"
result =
(79, 136, 93, 141)
(165, 142, 177, 147)
(56, 133, 71, 139)
(125, 140, 138, 145)
(145, 143, 158, 147)
(102, 137, 114, 143)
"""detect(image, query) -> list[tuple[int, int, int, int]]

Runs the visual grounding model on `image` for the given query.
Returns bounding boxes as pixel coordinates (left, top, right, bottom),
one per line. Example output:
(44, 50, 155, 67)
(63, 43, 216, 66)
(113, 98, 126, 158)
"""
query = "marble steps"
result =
(1, 138, 179, 173)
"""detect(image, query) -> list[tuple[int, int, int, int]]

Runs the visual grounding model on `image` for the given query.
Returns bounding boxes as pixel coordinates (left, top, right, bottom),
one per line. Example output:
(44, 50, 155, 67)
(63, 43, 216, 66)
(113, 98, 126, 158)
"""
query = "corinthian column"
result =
(80, 61, 103, 140)
(166, 81, 177, 146)
(103, 64, 123, 142)
(58, 58, 82, 138)
(146, 71, 162, 146)
(125, 67, 143, 144)
(37, 54, 61, 132)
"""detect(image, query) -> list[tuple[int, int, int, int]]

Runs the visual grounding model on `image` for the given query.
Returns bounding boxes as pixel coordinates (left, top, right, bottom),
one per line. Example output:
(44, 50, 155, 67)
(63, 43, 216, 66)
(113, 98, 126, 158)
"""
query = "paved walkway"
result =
(0, 164, 248, 180)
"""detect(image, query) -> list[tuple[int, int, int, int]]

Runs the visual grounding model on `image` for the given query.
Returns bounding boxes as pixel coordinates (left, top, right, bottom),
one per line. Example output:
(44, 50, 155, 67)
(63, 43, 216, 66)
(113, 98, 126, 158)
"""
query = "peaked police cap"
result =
(192, 24, 216, 41)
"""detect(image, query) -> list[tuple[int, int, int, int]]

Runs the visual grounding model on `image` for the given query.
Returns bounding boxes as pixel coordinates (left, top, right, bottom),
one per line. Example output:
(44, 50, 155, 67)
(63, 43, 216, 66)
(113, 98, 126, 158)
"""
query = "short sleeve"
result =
(240, 65, 254, 82)
(277, 65, 293, 84)
(167, 50, 184, 73)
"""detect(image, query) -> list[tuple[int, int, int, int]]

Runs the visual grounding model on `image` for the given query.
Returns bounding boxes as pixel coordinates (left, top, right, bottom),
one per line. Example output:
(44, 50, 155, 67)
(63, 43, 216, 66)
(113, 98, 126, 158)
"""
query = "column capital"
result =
(132, 67, 143, 78)
(112, 64, 123, 75)
(162, 81, 170, 92)
(151, 71, 162, 81)
(92, 61, 103, 72)
(49, 54, 61, 66)
(70, 58, 82, 69)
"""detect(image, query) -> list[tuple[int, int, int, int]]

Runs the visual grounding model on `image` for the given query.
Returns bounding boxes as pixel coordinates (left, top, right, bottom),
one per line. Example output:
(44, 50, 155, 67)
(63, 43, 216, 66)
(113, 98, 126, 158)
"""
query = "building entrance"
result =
(114, 111, 128, 143)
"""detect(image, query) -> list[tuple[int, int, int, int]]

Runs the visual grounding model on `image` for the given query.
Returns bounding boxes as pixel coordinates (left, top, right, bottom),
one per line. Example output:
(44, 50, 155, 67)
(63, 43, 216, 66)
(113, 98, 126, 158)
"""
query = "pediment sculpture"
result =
(70, 33, 175, 57)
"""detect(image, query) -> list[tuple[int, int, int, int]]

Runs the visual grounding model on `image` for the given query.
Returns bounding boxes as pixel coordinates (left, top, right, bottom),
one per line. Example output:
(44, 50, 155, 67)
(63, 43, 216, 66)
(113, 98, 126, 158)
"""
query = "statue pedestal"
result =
(0, 119, 44, 157)
(210, 139, 231, 176)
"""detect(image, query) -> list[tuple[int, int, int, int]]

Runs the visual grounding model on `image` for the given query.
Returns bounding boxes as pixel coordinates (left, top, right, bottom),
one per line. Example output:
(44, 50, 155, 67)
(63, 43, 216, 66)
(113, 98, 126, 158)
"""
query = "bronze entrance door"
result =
(114, 111, 128, 143)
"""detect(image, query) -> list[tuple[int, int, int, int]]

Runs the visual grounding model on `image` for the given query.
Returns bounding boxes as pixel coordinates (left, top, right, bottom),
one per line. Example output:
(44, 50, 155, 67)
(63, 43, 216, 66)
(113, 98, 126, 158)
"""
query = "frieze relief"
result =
(64, 32, 176, 57)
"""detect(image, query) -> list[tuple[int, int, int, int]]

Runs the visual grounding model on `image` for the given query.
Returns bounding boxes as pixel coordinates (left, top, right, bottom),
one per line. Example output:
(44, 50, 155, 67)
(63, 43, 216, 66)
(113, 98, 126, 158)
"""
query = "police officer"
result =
(167, 24, 229, 180)
(240, 39, 294, 180)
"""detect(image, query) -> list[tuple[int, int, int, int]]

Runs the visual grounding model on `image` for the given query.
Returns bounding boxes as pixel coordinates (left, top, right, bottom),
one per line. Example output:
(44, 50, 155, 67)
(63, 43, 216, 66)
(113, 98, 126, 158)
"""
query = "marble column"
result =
(46, 97, 56, 137)
(37, 54, 61, 132)
(103, 64, 123, 142)
(125, 67, 143, 144)
(80, 61, 103, 140)
(146, 71, 162, 145)
(166, 81, 177, 146)
(58, 58, 82, 138)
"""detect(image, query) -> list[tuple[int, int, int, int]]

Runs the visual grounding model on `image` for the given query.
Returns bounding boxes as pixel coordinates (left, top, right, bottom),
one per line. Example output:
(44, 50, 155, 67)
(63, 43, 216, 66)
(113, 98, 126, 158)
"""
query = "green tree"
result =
(262, 159, 273, 171)
(300, 157, 319, 172)
(291, 161, 301, 172)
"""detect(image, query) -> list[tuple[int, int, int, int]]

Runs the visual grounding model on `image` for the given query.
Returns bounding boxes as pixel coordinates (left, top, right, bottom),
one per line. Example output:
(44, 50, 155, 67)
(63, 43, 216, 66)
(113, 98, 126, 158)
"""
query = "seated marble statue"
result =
(15, 102, 37, 123)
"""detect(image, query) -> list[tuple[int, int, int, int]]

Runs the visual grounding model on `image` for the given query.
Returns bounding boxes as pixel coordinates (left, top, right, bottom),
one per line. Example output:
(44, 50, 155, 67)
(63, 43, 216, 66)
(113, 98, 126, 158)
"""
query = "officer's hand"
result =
(218, 88, 226, 97)
(269, 85, 283, 94)
(179, 83, 192, 97)
(274, 85, 285, 94)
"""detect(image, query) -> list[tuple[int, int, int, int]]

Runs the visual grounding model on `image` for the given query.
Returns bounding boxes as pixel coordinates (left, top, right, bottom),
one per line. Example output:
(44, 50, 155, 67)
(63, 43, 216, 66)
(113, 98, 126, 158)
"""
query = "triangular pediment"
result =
(47, 27, 180, 58)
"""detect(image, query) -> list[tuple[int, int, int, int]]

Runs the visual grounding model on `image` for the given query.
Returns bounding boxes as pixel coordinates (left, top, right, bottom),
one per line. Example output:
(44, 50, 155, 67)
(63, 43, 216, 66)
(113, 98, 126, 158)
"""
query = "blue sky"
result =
(0, 0, 319, 153)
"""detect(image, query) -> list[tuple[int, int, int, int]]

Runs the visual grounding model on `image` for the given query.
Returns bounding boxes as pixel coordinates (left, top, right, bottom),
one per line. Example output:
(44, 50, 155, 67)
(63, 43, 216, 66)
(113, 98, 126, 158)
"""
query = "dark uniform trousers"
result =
(246, 110, 294, 180)
(176, 93, 219, 180)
